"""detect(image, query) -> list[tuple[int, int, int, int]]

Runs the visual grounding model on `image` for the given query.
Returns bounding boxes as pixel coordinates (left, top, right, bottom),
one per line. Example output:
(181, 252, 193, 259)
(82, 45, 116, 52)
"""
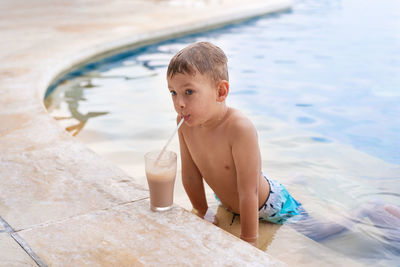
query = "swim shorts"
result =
(258, 174, 303, 224)
(214, 173, 303, 225)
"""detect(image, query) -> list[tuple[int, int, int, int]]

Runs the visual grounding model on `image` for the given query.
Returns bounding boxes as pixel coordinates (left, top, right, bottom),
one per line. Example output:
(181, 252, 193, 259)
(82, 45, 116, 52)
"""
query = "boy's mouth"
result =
(182, 114, 190, 121)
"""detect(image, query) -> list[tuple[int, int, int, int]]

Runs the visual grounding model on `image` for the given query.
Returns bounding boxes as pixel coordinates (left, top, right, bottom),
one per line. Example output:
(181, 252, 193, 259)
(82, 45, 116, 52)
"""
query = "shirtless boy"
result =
(166, 42, 302, 245)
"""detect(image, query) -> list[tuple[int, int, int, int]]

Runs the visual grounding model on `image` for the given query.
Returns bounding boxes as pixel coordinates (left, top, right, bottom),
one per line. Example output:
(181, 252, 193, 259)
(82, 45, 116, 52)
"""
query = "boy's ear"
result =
(216, 80, 229, 102)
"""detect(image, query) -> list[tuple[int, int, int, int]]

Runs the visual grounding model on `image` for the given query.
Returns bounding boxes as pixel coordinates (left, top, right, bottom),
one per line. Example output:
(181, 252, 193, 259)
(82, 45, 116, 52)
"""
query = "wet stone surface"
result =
(18, 200, 282, 266)
(0, 234, 36, 266)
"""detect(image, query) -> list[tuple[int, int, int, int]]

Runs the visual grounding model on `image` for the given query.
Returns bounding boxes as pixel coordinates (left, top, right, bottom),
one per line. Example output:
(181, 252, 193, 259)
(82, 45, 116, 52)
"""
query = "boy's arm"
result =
(231, 119, 260, 245)
(178, 124, 208, 217)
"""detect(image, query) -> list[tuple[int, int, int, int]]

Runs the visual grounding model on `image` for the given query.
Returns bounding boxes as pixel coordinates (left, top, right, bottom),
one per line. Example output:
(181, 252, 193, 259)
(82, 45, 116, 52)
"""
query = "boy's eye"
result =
(185, 89, 193, 95)
(170, 90, 177, 96)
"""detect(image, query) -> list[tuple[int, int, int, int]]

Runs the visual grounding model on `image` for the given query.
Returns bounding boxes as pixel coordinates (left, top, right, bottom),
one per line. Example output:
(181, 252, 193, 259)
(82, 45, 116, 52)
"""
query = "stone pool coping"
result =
(0, 0, 292, 265)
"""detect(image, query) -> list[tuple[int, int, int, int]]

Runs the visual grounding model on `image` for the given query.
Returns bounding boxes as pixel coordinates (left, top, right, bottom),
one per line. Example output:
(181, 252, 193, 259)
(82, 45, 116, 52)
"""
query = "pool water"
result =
(45, 0, 400, 265)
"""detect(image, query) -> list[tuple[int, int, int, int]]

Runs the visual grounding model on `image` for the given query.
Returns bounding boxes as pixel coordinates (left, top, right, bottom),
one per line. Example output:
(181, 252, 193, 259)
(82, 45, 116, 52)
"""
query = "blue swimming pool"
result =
(46, 0, 400, 265)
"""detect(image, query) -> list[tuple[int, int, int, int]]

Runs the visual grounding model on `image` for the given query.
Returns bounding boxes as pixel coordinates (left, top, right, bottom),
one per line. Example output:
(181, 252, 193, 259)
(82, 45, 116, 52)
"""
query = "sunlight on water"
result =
(45, 0, 400, 265)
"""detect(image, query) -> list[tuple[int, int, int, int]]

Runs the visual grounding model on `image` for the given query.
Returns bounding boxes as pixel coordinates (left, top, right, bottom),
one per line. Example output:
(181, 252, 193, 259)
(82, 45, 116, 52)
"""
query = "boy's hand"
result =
(240, 235, 258, 247)
(204, 209, 219, 225)
(192, 208, 218, 225)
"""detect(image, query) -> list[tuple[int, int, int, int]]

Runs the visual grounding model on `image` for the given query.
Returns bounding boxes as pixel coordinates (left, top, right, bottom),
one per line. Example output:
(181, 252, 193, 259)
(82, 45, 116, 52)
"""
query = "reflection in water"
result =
(45, 69, 158, 136)
(57, 112, 109, 137)
(46, 79, 109, 136)
(292, 202, 400, 255)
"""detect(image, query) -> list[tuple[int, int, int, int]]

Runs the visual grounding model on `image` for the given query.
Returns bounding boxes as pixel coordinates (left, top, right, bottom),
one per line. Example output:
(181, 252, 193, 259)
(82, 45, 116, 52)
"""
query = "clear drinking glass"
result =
(144, 150, 177, 211)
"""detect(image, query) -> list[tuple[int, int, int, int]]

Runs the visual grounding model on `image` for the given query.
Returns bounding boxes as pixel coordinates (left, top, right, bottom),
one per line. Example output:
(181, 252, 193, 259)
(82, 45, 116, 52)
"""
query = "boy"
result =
(166, 42, 303, 245)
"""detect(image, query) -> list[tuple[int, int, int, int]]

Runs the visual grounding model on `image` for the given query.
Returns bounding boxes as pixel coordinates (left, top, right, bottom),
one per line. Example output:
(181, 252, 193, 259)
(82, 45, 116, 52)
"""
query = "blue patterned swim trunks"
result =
(258, 175, 303, 224)
(214, 173, 304, 225)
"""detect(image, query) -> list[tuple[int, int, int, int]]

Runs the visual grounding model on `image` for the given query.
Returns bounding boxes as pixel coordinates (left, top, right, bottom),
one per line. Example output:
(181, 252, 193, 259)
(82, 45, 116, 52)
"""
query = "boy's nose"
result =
(176, 98, 185, 109)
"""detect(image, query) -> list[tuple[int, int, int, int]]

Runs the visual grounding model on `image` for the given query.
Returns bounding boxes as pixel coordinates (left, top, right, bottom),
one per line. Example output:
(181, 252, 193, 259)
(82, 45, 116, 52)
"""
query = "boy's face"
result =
(167, 71, 219, 127)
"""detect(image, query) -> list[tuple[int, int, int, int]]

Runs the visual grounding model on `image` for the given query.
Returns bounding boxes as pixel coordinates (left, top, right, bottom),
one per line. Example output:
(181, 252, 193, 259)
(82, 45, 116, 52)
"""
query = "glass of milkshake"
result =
(144, 150, 177, 211)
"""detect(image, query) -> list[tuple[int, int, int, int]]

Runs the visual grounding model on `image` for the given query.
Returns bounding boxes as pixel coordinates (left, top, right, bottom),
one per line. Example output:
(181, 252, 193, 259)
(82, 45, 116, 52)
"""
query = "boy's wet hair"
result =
(167, 42, 228, 83)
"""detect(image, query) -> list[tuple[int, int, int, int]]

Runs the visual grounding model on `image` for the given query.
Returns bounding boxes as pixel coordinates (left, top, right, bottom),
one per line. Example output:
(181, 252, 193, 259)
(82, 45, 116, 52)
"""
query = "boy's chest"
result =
(184, 130, 234, 175)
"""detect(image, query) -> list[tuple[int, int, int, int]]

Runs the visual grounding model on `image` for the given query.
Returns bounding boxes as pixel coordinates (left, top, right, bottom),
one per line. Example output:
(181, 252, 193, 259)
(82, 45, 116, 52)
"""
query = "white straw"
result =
(156, 117, 184, 162)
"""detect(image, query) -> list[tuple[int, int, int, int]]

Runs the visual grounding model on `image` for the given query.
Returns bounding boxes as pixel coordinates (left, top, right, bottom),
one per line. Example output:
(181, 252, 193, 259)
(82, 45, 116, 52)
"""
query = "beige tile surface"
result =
(0, 234, 36, 266)
(0, 134, 148, 231)
(18, 200, 282, 266)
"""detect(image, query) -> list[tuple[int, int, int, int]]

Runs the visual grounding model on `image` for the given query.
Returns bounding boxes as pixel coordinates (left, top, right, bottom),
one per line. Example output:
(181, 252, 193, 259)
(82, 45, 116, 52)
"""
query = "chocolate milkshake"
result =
(145, 150, 177, 211)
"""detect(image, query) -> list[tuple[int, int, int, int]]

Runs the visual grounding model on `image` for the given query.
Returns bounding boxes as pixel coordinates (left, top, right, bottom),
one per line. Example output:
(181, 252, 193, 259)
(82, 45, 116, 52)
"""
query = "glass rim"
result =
(144, 150, 177, 161)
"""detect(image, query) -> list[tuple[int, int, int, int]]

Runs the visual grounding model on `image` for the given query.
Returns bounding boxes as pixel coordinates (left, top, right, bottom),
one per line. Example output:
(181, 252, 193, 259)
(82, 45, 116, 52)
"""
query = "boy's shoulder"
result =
(225, 108, 257, 139)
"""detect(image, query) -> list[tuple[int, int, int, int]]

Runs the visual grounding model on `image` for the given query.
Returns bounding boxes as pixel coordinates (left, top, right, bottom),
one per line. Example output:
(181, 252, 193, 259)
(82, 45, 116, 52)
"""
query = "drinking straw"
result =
(156, 117, 184, 162)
